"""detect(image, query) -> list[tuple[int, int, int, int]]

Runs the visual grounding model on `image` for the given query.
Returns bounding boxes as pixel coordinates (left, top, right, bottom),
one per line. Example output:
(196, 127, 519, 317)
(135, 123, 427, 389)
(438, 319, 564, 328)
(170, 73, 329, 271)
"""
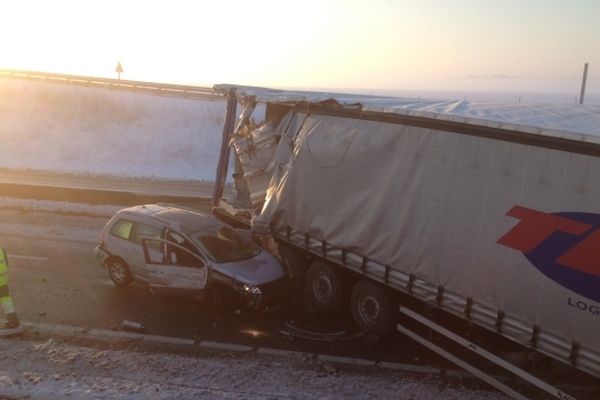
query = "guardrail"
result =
(0, 68, 221, 100)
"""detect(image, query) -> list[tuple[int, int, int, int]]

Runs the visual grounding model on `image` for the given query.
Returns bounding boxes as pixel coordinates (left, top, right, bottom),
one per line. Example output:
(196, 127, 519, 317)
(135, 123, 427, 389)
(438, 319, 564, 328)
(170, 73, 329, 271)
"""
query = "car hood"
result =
(211, 250, 286, 286)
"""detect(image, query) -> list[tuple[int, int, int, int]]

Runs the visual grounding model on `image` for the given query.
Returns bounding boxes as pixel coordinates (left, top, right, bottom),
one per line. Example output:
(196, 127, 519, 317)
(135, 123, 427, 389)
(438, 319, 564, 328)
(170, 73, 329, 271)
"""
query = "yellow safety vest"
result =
(0, 247, 8, 286)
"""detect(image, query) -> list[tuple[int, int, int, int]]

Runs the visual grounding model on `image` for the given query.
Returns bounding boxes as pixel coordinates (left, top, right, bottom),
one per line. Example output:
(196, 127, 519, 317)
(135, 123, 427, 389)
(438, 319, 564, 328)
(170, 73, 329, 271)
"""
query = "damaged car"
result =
(94, 204, 287, 311)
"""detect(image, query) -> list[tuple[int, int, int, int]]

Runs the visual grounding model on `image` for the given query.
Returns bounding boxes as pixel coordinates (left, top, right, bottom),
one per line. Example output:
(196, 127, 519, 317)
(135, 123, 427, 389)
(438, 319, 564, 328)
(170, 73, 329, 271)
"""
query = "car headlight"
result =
(242, 284, 262, 295)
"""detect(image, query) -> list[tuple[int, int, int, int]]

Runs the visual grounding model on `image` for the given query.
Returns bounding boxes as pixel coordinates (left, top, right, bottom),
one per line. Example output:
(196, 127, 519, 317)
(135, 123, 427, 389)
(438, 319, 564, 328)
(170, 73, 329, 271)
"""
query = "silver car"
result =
(94, 204, 287, 310)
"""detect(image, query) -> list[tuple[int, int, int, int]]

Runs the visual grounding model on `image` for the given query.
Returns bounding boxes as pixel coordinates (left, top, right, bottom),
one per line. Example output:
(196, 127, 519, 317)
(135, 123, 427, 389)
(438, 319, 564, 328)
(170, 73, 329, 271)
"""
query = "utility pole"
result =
(579, 62, 589, 105)
(115, 62, 124, 80)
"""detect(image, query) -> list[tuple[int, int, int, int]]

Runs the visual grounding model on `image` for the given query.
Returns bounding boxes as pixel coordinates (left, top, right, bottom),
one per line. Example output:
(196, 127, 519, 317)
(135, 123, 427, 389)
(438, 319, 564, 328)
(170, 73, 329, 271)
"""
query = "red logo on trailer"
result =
(498, 205, 600, 302)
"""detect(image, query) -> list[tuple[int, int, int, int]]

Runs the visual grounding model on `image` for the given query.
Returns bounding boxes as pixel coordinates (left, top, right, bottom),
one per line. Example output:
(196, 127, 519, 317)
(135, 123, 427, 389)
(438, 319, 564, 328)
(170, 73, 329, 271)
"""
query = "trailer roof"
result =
(215, 84, 600, 145)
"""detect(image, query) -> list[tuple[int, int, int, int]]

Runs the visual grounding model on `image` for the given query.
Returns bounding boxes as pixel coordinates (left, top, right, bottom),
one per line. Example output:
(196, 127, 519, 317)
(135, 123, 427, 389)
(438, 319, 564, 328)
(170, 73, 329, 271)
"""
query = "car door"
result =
(131, 222, 165, 281)
(141, 237, 208, 297)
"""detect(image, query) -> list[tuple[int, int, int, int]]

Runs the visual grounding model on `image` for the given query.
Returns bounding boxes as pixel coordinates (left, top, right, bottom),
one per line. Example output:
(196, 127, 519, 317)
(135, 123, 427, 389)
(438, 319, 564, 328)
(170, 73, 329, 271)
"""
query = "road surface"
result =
(0, 207, 436, 364)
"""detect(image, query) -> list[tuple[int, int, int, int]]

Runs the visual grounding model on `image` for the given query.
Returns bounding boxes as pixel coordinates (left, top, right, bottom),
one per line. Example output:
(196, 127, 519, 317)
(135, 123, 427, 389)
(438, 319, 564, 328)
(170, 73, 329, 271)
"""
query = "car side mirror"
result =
(169, 251, 178, 264)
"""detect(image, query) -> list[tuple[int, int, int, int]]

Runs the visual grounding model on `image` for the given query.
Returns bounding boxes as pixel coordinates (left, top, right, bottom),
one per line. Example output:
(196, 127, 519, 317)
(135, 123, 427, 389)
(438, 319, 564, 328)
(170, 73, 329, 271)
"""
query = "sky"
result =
(1, 0, 599, 97)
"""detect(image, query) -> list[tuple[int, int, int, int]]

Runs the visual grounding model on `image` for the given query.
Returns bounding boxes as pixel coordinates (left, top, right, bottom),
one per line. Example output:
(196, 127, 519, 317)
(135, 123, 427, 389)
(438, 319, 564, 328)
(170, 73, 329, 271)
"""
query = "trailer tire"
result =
(351, 280, 395, 335)
(306, 262, 343, 314)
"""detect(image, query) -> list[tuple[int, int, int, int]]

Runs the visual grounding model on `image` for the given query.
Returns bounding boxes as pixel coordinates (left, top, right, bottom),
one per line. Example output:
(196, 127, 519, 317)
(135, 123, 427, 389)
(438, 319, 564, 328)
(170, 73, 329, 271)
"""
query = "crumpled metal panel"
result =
(230, 103, 282, 208)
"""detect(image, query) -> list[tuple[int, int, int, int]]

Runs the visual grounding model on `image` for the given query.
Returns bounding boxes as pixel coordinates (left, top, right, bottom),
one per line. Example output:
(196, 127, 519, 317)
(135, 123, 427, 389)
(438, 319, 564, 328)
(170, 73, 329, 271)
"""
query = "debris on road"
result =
(280, 322, 365, 343)
(319, 361, 338, 375)
(121, 320, 145, 333)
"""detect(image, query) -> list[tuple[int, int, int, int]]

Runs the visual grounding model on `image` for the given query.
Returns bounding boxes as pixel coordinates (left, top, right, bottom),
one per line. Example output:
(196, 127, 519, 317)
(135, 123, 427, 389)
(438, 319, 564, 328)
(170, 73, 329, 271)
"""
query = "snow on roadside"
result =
(0, 337, 506, 400)
(0, 196, 123, 217)
(0, 79, 225, 180)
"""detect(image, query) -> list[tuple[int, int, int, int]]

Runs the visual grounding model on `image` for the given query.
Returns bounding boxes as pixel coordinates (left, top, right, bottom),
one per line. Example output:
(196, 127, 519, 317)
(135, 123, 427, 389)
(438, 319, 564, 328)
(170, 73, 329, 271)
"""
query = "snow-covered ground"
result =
(0, 337, 506, 400)
(0, 196, 123, 217)
(2, 78, 598, 183)
(0, 79, 225, 181)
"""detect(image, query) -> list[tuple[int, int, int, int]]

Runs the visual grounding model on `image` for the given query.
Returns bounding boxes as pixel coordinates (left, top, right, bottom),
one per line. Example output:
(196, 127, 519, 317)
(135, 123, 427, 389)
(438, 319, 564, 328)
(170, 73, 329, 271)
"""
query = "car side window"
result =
(143, 238, 206, 269)
(109, 219, 134, 240)
(134, 223, 163, 250)
(166, 230, 204, 268)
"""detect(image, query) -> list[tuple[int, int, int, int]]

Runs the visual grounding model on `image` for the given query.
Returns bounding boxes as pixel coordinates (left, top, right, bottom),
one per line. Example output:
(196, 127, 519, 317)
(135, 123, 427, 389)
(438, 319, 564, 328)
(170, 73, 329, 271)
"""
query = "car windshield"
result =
(192, 225, 259, 263)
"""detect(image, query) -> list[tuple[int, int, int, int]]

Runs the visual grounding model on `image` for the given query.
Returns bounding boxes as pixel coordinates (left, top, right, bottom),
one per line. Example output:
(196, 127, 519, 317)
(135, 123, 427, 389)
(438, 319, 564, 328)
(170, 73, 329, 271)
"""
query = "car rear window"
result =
(110, 219, 134, 240)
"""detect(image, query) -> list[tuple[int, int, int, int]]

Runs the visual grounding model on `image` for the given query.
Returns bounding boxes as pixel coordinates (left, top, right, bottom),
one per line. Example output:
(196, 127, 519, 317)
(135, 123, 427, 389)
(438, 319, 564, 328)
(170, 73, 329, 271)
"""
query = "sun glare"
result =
(0, 0, 598, 93)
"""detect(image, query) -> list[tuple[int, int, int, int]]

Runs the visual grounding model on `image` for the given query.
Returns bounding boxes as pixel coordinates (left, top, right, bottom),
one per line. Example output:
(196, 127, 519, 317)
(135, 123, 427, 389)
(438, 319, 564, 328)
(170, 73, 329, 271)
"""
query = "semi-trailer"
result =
(211, 85, 600, 398)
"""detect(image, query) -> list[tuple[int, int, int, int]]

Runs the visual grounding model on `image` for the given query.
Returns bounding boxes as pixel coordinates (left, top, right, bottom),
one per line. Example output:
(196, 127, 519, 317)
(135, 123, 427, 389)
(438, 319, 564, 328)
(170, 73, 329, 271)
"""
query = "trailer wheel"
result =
(306, 262, 343, 314)
(351, 280, 395, 334)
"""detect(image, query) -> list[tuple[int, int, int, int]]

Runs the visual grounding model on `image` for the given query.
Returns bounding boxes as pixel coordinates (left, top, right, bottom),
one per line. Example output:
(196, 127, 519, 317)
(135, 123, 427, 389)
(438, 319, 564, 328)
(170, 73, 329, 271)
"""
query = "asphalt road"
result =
(0, 208, 437, 366)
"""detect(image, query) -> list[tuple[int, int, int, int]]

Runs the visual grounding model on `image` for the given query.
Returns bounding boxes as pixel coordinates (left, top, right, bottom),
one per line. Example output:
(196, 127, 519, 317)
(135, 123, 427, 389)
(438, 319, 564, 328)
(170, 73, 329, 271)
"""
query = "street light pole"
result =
(579, 62, 589, 105)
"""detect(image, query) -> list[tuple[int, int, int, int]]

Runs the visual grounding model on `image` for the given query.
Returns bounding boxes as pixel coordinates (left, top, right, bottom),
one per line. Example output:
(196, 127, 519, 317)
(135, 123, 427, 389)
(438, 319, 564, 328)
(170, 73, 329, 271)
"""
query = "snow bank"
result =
(0, 337, 506, 400)
(2, 78, 596, 183)
(0, 196, 122, 217)
(0, 79, 226, 180)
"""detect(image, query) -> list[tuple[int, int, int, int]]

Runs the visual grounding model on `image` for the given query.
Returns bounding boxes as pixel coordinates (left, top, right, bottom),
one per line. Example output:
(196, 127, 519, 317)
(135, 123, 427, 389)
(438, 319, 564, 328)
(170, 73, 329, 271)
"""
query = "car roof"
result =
(116, 204, 223, 234)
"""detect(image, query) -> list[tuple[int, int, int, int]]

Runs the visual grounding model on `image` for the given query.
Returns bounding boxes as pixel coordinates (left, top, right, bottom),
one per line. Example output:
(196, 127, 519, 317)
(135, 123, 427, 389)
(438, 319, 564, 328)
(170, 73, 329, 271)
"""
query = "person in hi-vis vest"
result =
(0, 247, 23, 335)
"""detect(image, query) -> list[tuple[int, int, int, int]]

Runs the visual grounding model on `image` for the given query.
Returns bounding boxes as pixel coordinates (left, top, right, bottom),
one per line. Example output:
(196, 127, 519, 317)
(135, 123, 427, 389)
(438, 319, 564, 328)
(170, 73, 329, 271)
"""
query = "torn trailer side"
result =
(211, 84, 600, 399)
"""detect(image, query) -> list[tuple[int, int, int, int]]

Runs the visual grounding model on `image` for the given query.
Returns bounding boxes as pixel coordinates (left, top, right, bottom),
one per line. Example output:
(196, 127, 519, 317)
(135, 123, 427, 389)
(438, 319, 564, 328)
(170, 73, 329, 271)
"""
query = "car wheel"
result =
(350, 280, 395, 334)
(107, 258, 133, 287)
(306, 262, 343, 314)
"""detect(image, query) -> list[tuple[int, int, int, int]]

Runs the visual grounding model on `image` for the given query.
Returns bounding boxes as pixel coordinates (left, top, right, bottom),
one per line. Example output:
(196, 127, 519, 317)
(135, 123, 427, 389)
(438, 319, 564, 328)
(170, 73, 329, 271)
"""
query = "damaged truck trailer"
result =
(211, 85, 600, 398)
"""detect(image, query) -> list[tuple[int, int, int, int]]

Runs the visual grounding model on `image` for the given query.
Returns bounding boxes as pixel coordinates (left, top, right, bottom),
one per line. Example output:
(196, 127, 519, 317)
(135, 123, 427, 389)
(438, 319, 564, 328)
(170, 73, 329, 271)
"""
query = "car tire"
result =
(350, 280, 395, 335)
(107, 258, 133, 287)
(306, 262, 343, 314)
